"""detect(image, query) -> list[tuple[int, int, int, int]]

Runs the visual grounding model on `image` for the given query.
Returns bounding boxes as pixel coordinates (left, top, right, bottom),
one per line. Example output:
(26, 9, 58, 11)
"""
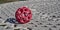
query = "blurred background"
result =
(0, 0, 26, 4)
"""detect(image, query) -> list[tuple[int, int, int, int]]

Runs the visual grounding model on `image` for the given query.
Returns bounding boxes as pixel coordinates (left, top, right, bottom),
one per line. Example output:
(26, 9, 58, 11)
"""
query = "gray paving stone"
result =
(0, 0, 60, 30)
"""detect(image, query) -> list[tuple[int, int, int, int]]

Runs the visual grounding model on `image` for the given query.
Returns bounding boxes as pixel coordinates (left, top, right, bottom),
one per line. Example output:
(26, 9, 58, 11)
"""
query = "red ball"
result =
(15, 7, 32, 24)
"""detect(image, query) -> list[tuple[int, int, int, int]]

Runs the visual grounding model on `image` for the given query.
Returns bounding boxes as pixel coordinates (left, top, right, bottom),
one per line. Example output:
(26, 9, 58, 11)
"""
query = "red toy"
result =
(15, 7, 32, 24)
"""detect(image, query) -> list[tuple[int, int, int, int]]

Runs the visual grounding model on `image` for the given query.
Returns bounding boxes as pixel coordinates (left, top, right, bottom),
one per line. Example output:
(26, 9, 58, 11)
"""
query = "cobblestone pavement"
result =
(0, 0, 60, 30)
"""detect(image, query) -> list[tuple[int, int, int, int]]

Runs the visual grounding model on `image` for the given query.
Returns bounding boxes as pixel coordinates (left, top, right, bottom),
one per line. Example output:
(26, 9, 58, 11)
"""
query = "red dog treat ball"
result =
(15, 7, 32, 24)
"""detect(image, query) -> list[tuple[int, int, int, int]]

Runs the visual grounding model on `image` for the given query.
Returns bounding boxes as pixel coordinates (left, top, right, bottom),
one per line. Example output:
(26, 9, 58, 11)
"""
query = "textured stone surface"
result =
(0, 0, 60, 30)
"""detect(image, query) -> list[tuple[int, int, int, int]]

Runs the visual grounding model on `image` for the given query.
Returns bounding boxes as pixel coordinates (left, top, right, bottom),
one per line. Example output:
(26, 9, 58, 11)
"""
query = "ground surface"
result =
(0, 0, 60, 30)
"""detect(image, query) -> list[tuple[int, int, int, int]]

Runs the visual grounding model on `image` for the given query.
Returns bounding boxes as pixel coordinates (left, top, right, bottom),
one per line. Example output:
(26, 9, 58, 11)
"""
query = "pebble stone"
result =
(27, 27, 32, 30)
